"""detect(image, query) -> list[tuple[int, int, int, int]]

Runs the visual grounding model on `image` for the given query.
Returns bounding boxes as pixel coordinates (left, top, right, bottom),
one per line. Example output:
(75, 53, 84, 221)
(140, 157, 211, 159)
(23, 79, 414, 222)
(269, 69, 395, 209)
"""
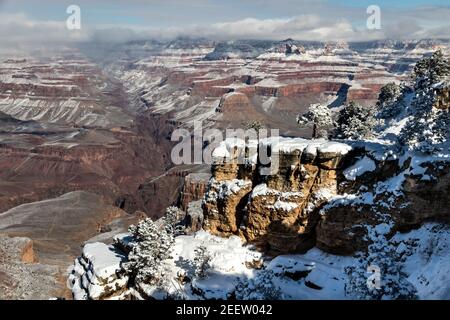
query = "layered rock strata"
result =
(202, 138, 450, 255)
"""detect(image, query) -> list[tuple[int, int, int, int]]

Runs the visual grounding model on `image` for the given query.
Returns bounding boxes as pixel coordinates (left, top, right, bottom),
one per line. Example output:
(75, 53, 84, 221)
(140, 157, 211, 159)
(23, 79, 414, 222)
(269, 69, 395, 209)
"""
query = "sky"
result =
(0, 0, 449, 44)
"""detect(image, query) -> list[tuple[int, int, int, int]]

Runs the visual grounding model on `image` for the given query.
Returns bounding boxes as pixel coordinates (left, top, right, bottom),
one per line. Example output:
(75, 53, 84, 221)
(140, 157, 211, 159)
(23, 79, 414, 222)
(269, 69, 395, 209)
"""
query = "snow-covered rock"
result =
(68, 243, 129, 300)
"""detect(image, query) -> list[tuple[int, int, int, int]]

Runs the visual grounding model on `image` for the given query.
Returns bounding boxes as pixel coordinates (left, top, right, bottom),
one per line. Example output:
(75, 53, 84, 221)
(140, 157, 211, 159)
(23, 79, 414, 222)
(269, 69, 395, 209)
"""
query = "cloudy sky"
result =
(0, 0, 449, 44)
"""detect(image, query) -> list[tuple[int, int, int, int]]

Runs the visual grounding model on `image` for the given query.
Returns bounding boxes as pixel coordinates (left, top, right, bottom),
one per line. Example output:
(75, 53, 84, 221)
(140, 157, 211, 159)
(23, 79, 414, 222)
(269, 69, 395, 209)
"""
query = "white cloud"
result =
(164, 15, 384, 42)
(0, 13, 89, 46)
(0, 9, 448, 47)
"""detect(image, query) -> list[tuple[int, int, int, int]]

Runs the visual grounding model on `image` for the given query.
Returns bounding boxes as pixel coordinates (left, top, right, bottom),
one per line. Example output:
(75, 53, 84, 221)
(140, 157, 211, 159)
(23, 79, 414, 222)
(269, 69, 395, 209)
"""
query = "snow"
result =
(250, 183, 302, 199)
(167, 231, 262, 299)
(260, 137, 352, 156)
(318, 141, 353, 155)
(251, 183, 273, 197)
(68, 243, 128, 300)
(204, 178, 252, 205)
(267, 248, 353, 299)
(216, 179, 252, 199)
(272, 200, 298, 211)
(71, 222, 450, 300)
(343, 156, 377, 181)
(261, 96, 277, 112)
(254, 78, 284, 88)
(391, 224, 450, 299)
(211, 138, 246, 159)
(257, 52, 350, 64)
(65, 41, 450, 300)
(82, 243, 124, 279)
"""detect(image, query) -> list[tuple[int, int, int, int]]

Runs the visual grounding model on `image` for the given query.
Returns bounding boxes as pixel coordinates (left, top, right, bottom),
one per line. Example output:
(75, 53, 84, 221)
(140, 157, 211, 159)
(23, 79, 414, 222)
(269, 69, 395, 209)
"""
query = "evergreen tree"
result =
(193, 245, 212, 278)
(297, 104, 333, 138)
(235, 269, 282, 300)
(335, 101, 376, 139)
(164, 206, 185, 236)
(345, 232, 417, 300)
(245, 120, 263, 134)
(377, 82, 406, 119)
(413, 50, 450, 90)
(377, 82, 401, 108)
(400, 50, 450, 153)
(123, 216, 175, 287)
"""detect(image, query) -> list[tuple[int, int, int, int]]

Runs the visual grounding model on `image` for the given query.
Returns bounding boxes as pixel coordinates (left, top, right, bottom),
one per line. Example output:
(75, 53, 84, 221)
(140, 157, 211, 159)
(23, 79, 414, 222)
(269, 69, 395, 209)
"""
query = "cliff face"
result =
(202, 138, 353, 253)
(179, 173, 211, 211)
(202, 138, 450, 255)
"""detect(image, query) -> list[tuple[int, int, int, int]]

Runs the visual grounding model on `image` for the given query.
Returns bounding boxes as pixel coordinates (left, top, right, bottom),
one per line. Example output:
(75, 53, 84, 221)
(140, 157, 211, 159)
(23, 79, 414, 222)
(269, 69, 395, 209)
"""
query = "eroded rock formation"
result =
(202, 138, 450, 255)
(179, 173, 211, 210)
(202, 138, 353, 253)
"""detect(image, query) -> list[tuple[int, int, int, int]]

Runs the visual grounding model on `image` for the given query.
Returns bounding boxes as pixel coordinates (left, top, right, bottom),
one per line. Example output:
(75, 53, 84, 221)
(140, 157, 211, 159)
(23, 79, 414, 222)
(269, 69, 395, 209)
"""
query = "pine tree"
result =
(378, 82, 401, 108)
(413, 50, 450, 90)
(235, 269, 282, 300)
(335, 101, 376, 139)
(400, 50, 450, 153)
(193, 245, 212, 278)
(376, 82, 405, 119)
(245, 120, 263, 134)
(163, 206, 185, 236)
(123, 217, 175, 287)
(345, 233, 417, 300)
(297, 104, 333, 138)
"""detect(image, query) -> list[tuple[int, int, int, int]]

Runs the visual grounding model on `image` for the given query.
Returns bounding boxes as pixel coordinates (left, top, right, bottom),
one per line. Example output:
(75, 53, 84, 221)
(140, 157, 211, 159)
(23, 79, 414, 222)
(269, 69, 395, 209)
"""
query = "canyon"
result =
(0, 38, 449, 299)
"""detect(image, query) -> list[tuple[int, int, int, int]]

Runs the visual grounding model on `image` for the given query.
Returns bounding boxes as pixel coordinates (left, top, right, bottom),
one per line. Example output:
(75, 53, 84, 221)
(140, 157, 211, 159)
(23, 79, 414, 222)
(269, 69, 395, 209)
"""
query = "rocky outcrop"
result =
(433, 85, 449, 110)
(203, 178, 253, 236)
(202, 138, 450, 255)
(69, 242, 129, 300)
(0, 236, 36, 264)
(20, 238, 37, 264)
(400, 161, 450, 225)
(216, 92, 264, 121)
(179, 173, 211, 210)
(316, 157, 450, 255)
(202, 138, 353, 253)
(185, 200, 204, 233)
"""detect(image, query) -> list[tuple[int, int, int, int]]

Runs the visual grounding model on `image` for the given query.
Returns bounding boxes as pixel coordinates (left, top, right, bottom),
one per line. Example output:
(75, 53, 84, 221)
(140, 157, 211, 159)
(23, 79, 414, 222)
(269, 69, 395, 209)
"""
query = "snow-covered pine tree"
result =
(245, 120, 263, 134)
(399, 50, 450, 153)
(335, 101, 376, 139)
(376, 82, 408, 119)
(377, 82, 402, 108)
(163, 206, 185, 236)
(413, 50, 450, 90)
(235, 269, 282, 300)
(193, 244, 212, 278)
(297, 104, 333, 138)
(345, 233, 417, 300)
(123, 216, 175, 287)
